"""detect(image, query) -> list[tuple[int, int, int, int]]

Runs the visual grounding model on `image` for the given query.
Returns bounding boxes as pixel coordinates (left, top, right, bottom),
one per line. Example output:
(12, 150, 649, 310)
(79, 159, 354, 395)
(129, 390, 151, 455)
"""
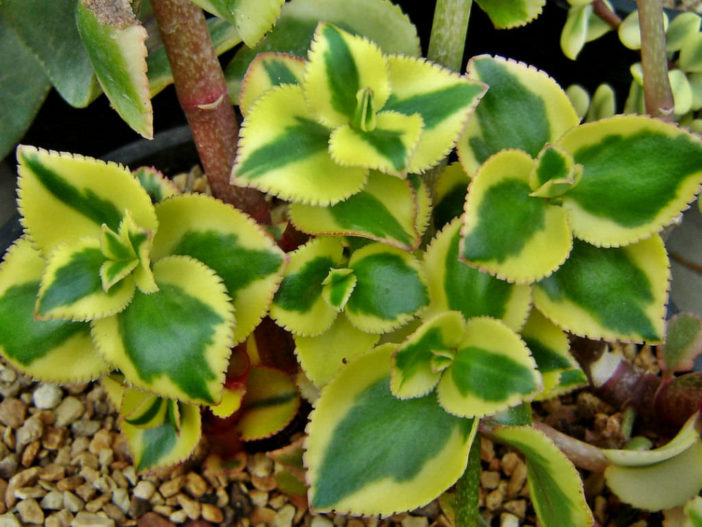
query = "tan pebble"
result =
(40, 490, 64, 510)
(93, 475, 116, 493)
(0, 480, 6, 513)
(169, 509, 187, 524)
(249, 489, 269, 508)
(129, 496, 151, 518)
(85, 493, 111, 513)
(480, 438, 495, 462)
(16, 417, 43, 451)
(56, 475, 84, 492)
(159, 475, 185, 498)
(249, 453, 274, 478)
(0, 399, 26, 429)
(202, 503, 224, 524)
(98, 448, 114, 468)
(111, 469, 129, 489)
(75, 482, 96, 502)
(45, 509, 73, 527)
(79, 466, 100, 484)
(499, 512, 519, 527)
(628, 521, 647, 527)
(122, 465, 137, 486)
(134, 481, 157, 501)
(39, 462, 65, 481)
(112, 487, 130, 513)
(165, 495, 179, 506)
(507, 463, 527, 497)
(274, 504, 296, 527)
(310, 518, 334, 527)
(500, 452, 520, 476)
(65, 383, 89, 395)
(480, 470, 501, 490)
(63, 490, 84, 512)
(6, 466, 39, 507)
(72, 451, 99, 470)
(0, 456, 16, 480)
(332, 515, 347, 526)
(137, 511, 175, 527)
(16, 498, 44, 524)
(150, 491, 165, 505)
(268, 494, 287, 510)
(88, 430, 113, 455)
(0, 512, 21, 527)
(13, 485, 45, 499)
(485, 489, 503, 511)
(72, 420, 100, 437)
(153, 505, 174, 519)
(184, 472, 207, 498)
(54, 397, 84, 427)
(215, 486, 228, 508)
(176, 493, 201, 520)
(54, 447, 71, 466)
(346, 520, 364, 527)
(250, 507, 276, 525)
(400, 516, 428, 527)
(72, 511, 115, 527)
(594, 495, 607, 525)
(252, 475, 277, 492)
(103, 502, 127, 522)
(503, 499, 527, 519)
(20, 440, 40, 467)
(70, 437, 90, 458)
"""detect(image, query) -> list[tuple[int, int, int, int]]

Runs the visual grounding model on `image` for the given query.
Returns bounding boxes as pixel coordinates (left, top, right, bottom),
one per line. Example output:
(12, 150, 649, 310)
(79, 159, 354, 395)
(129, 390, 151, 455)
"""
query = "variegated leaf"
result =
(475, 0, 545, 29)
(346, 243, 429, 333)
(289, 171, 422, 250)
(189, 0, 284, 47)
(270, 237, 346, 336)
(667, 12, 701, 53)
(521, 310, 586, 400)
(460, 150, 572, 284)
(37, 238, 136, 321)
(151, 194, 286, 344)
(231, 84, 367, 205)
(122, 390, 168, 429)
(304, 22, 390, 128)
(306, 344, 477, 516)
(391, 311, 465, 399)
(533, 235, 668, 343)
(410, 175, 432, 241)
(560, 4, 590, 60)
(236, 366, 300, 441)
(76, 0, 152, 138)
(557, 116, 702, 247)
(294, 314, 379, 387)
(133, 167, 180, 203)
(433, 163, 470, 230)
(239, 53, 306, 116)
(659, 313, 702, 374)
(383, 56, 486, 173)
(458, 56, 579, 176)
(0, 238, 110, 382)
(17, 147, 157, 255)
(122, 397, 201, 473)
(437, 317, 541, 418)
(529, 145, 581, 199)
(92, 256, 234, 405)
(322, 268, 356, 311)
(424, 219, 531, 331)
(490, 425, 593, 527)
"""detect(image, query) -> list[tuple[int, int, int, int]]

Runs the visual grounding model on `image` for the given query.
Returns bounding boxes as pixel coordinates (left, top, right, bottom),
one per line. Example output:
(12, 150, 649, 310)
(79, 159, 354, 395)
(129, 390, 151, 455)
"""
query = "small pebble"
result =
(40, 490, 64, 510)
(134, 480, 157, 501)
(112, 487, 130, 514)
(0, 513, 20, 527)
(184, 472, 207, 498)
(177, 493, 201, 520)
(274, 504, 296, 527)
(130, 496, 151, 518)
(137, 511, 175, 527)
(201, 503, 224, 523)
(0, 456, 17, 479)
(45, 509, 73, 527)
(15, 417, 42, 451)
(16, 498, 44, 524)
(71, 420, 101, 437)
(500, 512, 520, 527)
(20, 440, 40, 467)
(0, 400, 25, 429)
(43, 427, 68, 450)
(72, 511, 115, 527)
(311, 517, 334, 527)
(169, 509, 188, 523)
(63, 490, 84, 512)
(507, 463, 527, 497)
(480, 471, 501, 490)
(160, 476, 185, 498)
(32, 384, 62, 410)
(13, 485, 45, 500)
(103, 503, 126, 523)
(54, 397, 84, 427)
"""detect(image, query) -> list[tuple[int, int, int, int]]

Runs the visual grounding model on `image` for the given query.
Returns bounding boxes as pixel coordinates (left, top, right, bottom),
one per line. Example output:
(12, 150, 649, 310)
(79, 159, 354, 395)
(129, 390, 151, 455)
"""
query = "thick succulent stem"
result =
(150, 0, 270, 223)
(532, 423, 610, 473)
(455, 435, 482, 527)
(592, 0, 622, 30)
(428, 0, 472, 72)
(636, 0, 675, 121)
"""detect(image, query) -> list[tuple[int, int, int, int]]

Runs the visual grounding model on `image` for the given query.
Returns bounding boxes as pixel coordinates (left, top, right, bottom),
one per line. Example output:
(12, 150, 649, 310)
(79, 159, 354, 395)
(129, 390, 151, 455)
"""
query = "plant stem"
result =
(427, 0, 472, 72)
(592, 0, 622, 30)
(636, 0, 675, 121)
(532, 423, 610, 472)
(150, 0, 270, 223)
(455, 435, 482, 527)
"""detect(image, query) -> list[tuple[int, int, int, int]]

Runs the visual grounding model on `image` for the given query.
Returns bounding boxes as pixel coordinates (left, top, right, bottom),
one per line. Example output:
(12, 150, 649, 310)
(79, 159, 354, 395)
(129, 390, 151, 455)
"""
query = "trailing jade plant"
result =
(3, 0, 702, 526)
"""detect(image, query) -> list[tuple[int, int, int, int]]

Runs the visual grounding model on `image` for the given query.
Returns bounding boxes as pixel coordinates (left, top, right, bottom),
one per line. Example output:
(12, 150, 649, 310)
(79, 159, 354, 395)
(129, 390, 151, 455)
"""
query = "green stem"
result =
(455, 432, 482, 527)
(427, 0, 472, 72)
(636, 0, 675, 121)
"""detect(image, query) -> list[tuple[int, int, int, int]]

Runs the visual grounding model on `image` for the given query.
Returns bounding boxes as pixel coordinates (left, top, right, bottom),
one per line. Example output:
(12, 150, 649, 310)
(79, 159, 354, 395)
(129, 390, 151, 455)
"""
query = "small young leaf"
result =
(660, 313, 702, 374)
(618, 10, 668, 50)
(322, 268, 357, 311)
(666, 12, 701, 53)
(565, 84, 590, 121)
(560, 4, 590, 60)
(189, 0, 284, 47)
(529, 145, 581, 198)
(474, 0, 545, 29)
(132, 167, 179, 203)
(586, 83, 616, 122)
(680, 32, 702, 73)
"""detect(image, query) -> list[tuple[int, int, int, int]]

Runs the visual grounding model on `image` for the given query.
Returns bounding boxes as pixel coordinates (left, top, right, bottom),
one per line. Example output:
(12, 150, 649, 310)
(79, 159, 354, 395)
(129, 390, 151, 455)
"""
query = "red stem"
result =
(592, 0, 622, 30)
(150, 0, 271, 224)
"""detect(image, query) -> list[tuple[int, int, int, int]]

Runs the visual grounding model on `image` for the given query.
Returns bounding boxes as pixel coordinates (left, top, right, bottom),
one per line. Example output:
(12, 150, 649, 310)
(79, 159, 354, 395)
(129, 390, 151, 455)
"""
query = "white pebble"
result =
(32, 384, 62, 410)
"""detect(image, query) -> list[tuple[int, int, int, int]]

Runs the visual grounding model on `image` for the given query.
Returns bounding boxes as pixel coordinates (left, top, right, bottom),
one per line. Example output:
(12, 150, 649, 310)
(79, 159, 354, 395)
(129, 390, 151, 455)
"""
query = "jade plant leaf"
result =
(92, 256, 234, 405)
(236, 366, 300, 441)
(17, 147, 157, 255)
(294, 314, 379, 387)
(0, 239, 110, 383)
(151, 193, 286, 344)
(474, 0, 545, 29)
(533, 235, 669, 343)
(437, 317, 542, 418)
(225, 0, 421, 103)
(460, 149, 572, 284)
(560, 3, 590, 60)
(306, 344, 477, 516)
(557, 116, 702, 247)
(1, 0, 98, 108)
(659, 313, 702, 374)
(423, 219, 531, 332)
(433, 162, 471, 229)
(132, 167, 180, 204)
(189, 0, 284, 47)
(666, 12, 701, 53)
(458, 55, 579, 176)
(289, 171, 423, 250)
(322, 268, 356, 311)
(239, 53, 306, 117)
(490, 425, 593, 527)
(76, 0, 152, 138)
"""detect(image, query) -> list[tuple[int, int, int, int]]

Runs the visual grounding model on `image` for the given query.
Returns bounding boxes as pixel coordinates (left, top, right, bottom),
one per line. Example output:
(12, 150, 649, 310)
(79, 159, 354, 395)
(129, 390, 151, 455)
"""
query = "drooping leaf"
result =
(659, 313, 702, 374)
(239, 53, 306, 116)
(458, 56, 579, 176)
(76, 0, 152, 138)
(534, 236, 668, 343)
(345, 243, 429, 333)
(0, 238, 110, 382)
(586, 83, 616, 122)
(460, 149, 572, 284)
(17, 147, 157, 255)
(566, 84, 590, 121)
(270, 237, 345, 336)
(474, 0, 545, 29)
(294, 314, 379, 387)
(225, 0, 420, 104)
(490, 425, 593, 527)
(290, 171, 422, 250)
(189, 0, 284, 47)
(560, 4, 590, 60)
(437, 317, 541, 418)
(236, 366, 300, 441)
(151, 193, 286, 344)
(670, 69, 694, 115)
(231, 85, 367, 205)
(383, 56, 486, 173)
(92, 256, 234, 405)
(1, 0, 97, 108)
(423, 219, 531, 331)
(558, 116, 702, 247)
(306, 344, 477, 516)
(132, 167, 179, 203)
